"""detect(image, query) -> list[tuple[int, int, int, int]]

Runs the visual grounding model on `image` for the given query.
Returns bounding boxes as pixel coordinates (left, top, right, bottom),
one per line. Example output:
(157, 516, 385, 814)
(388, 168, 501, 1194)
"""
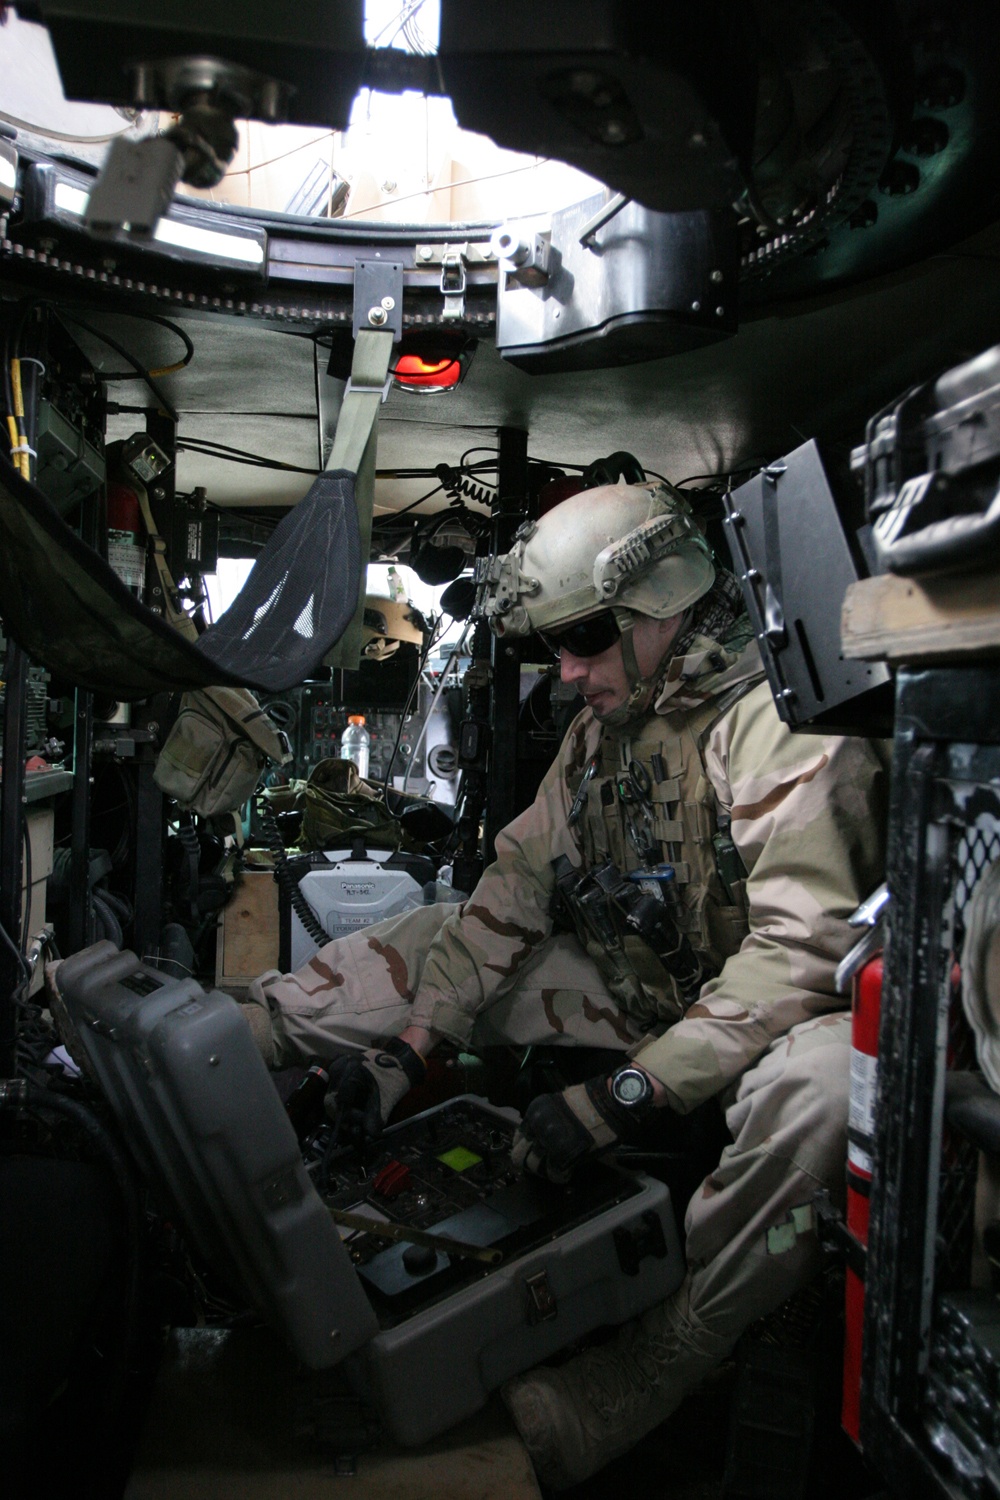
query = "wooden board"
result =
(216, 868, 280, 991)
(842, 571, 1000, 662)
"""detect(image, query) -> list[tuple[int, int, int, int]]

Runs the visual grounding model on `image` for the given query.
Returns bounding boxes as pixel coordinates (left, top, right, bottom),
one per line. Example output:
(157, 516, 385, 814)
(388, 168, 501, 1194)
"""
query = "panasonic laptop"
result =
(57, 942, 683, 1444)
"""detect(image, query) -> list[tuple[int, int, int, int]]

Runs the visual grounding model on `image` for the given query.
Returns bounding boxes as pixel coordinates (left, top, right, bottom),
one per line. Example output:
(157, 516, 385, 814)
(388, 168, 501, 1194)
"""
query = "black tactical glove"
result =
(511, 1075, 641, 1183)
(324, 1038, 426, 1144)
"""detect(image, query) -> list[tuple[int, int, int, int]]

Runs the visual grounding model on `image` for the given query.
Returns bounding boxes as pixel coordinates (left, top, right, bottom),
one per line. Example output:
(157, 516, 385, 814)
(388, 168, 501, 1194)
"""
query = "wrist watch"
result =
(609, 1065, 656, 1117)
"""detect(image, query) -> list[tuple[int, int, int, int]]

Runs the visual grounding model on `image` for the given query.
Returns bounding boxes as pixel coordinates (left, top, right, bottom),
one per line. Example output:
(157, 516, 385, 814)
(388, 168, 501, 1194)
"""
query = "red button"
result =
(372, 1161, 411, 1198)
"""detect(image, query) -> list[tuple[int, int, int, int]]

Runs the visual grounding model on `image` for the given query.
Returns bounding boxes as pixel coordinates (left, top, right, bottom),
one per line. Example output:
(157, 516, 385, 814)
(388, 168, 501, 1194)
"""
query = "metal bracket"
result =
(343, 372, 394, 405)
(814, 1189, 867, 1279)
(579, 191, 631, 246)
(440, 250, 467, 321)
(415, 240, 495, 266)
(352, 259, 404, 340)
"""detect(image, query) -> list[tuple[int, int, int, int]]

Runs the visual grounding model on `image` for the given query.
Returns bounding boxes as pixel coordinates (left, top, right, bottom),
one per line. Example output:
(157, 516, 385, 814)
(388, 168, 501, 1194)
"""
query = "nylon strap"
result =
(325, 327, 395, 670)
(134, 482, 199, 643)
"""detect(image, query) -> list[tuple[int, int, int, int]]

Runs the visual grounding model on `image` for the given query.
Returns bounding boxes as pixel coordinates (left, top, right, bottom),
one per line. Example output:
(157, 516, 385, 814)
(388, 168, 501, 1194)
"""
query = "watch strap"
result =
(584, 1073, 645, 1141)
(381, 1036, 428, 1088)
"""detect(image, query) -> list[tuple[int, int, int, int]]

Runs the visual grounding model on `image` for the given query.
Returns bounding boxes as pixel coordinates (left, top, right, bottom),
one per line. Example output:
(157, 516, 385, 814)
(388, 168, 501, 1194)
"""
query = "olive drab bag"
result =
(300, 757, 403, 851)
(154, 686, 290, 818)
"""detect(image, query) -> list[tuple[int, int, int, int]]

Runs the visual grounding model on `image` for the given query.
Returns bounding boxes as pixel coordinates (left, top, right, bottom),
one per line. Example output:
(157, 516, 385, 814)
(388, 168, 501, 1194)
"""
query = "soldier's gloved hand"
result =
(324, 1038, 426, 1144)
(512, 1077, 634, 1183)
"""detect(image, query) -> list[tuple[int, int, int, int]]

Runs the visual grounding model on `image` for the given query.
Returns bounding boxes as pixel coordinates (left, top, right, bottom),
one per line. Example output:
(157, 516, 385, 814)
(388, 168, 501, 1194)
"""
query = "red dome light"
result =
(393, 354, 462, 390)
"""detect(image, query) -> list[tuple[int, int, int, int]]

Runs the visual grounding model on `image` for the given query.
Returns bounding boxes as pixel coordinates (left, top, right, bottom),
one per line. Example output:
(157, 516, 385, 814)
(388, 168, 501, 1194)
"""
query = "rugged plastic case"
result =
(56, 942, 378, 1367)
(57, 943, 684, 1447)
(348, 1119, 682, 1444)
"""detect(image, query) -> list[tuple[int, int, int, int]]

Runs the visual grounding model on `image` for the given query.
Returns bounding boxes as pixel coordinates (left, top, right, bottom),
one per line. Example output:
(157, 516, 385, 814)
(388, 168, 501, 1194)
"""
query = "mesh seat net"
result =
(0, 452, 361, 699)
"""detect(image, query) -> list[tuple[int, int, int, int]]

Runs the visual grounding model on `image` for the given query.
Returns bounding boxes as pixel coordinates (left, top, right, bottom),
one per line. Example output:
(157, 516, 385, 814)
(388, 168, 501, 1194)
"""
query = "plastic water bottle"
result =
(340, 715, 370, 779)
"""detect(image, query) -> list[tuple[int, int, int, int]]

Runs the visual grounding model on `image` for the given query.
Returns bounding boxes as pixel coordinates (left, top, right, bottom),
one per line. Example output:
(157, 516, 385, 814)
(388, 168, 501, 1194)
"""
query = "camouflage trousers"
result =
(504, 1010, 853, 1486)
(672, 1008, 851, 1365)
(247, 902, 647, 1066)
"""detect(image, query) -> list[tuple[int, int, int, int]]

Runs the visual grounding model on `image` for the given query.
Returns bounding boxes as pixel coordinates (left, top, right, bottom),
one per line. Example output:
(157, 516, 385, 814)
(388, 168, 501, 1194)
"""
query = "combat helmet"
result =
(481, 478, 714, 724)
(361, 595, 426, 661)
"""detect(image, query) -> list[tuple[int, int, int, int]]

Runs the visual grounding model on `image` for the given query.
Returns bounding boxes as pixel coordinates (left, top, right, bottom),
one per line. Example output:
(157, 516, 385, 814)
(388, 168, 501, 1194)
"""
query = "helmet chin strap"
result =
(595, 608, 690, 728)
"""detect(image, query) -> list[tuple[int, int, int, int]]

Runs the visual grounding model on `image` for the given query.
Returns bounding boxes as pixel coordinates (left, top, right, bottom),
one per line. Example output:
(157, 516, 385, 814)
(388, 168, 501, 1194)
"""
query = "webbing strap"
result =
(134, 482, 199, 643)
(324, 328, 394, 670)
(327, 329, 394, 474)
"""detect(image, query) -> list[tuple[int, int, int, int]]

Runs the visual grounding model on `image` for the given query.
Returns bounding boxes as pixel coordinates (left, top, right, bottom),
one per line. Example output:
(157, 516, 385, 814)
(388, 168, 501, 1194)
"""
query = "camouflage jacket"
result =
(410, 630, 886, 1114)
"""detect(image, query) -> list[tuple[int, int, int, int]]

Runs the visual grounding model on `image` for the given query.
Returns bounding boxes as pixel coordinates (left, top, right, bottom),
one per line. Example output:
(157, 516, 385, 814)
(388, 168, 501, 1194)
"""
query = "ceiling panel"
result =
(88, 220, 1000, 516)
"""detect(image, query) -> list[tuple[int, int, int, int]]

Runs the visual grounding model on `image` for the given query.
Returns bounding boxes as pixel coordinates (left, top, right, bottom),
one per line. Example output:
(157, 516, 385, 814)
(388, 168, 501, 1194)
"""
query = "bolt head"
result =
(691, 299, 702, 313)
(417, 246, 434, 261)
(368, 306, 388, 327)
(709, 269, 723, 283)
(381, 295, 396, 311)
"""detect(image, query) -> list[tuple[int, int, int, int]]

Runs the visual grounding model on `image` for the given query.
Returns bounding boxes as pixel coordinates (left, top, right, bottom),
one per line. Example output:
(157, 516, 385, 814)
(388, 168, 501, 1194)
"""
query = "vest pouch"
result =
(582, 937, 662, 1030)
(621, 933, 687, 1026)
(154, 686, 286, 817)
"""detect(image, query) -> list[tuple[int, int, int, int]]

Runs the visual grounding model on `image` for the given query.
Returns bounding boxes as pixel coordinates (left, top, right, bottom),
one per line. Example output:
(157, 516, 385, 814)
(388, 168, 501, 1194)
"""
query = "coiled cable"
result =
(256, 797, 329, 950)
(435, 463, 496, 510)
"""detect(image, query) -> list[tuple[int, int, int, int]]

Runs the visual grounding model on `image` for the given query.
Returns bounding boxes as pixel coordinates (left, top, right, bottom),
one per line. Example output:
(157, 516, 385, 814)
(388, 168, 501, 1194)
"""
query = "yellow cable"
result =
(9, 359, 28, 477)
(10, 358, 24, 419)
(148, 360, 186, 377)
(5, 413, 26, 480)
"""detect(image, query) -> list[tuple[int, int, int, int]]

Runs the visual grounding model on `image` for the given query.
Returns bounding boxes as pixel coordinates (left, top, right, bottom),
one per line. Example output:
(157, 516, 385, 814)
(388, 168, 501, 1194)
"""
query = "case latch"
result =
(525, 1269, 558, 1323)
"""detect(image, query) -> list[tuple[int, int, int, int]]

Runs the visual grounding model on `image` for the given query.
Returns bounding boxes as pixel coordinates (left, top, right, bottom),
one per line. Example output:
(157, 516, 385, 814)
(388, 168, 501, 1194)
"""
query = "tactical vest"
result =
(564, 673, 765, 1031)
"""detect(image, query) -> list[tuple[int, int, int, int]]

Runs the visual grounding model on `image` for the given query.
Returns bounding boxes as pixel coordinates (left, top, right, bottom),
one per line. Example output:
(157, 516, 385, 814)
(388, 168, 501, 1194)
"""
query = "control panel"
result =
(305, 701, 424, 783)
(305, 1098, 645, 1327)
(262, 685, 426, 783)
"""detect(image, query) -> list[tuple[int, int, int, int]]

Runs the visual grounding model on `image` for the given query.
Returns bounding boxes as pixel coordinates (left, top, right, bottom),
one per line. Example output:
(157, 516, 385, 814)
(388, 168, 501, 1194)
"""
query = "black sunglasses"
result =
(537, 611, 621, 658)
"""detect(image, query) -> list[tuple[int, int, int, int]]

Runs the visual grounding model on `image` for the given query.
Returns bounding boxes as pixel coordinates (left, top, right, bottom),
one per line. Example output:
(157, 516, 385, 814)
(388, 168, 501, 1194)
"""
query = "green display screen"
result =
(438, 1146, 482, 1173)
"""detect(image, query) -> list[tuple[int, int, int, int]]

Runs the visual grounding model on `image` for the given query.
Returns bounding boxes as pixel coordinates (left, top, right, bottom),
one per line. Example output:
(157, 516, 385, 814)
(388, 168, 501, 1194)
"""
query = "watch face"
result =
(613, 1069, 649, 1106)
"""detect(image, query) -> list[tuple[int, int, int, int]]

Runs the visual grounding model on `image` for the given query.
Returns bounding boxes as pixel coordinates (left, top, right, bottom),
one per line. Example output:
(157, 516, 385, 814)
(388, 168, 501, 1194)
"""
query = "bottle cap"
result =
(348, 714, 365, 725)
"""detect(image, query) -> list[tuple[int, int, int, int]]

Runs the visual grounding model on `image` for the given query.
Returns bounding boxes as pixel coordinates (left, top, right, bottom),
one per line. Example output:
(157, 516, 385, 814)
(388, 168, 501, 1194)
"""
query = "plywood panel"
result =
(842, 571, 1000, 662)
(216, 869, 280, 989)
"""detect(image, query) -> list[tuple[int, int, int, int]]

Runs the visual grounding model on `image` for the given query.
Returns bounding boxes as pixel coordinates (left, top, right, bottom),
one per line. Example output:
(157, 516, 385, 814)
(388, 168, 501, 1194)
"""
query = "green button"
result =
(438, 1146, 482, 1173)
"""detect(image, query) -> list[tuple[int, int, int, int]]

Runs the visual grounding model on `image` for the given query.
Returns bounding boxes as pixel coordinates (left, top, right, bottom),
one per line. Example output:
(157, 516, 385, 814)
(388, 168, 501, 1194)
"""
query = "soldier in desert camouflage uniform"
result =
(245, 477, 885, 1489)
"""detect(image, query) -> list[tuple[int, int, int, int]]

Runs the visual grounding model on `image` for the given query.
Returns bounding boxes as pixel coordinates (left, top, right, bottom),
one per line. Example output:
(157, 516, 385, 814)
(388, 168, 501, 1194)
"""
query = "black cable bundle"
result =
(255, 796, 329, 950)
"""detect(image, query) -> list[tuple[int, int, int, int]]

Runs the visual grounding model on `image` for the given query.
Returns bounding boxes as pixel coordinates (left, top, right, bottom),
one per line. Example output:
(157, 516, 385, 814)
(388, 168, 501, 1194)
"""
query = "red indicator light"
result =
(393, 354, 462, 390)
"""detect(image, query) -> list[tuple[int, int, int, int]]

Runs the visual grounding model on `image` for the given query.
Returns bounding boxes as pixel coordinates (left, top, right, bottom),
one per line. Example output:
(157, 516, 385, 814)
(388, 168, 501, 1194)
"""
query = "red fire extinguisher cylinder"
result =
(842, 953, 883, 1444)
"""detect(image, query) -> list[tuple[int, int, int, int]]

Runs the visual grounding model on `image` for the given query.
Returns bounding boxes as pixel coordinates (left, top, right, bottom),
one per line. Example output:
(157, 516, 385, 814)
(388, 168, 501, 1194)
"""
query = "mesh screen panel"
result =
(0, 454, 360, 698)
(935, 798, 1000, 1288)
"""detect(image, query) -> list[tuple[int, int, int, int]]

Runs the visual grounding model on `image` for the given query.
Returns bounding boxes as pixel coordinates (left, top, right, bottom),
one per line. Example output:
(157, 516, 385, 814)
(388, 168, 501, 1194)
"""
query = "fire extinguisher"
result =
(107, 480, 146, 599)
(835, 882, 890, 1446)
